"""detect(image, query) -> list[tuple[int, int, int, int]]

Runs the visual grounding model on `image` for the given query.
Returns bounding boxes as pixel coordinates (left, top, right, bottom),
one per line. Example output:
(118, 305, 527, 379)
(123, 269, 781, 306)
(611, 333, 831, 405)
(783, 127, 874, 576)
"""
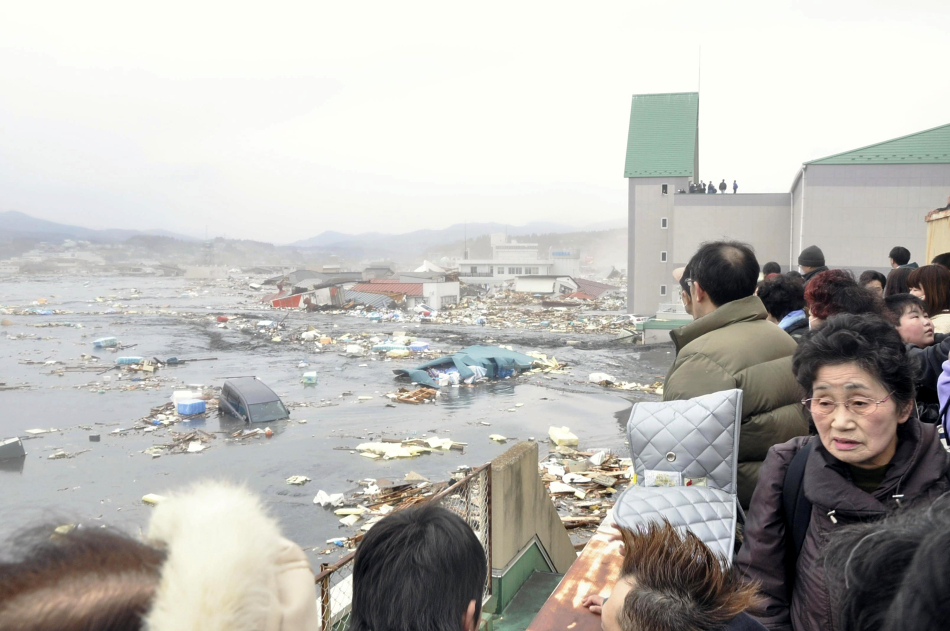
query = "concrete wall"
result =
(550, 257, 581, 277)
(490, 442, 576, 573)
(792, 163, 950, 269)
(422, 281, 460, 307)
(627, 177, 688, 315)
(671, 193, 791, 267)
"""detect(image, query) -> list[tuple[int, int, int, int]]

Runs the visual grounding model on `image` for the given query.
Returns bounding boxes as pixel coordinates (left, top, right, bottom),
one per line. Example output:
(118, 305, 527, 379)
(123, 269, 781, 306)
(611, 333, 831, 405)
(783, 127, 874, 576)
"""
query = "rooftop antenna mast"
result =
(698, 45, 701, 93)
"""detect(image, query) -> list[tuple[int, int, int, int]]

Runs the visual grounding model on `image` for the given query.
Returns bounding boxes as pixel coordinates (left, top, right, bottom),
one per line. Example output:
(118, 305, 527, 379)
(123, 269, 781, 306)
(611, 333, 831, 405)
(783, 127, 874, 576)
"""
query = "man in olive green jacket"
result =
(664, 242, 809, 508)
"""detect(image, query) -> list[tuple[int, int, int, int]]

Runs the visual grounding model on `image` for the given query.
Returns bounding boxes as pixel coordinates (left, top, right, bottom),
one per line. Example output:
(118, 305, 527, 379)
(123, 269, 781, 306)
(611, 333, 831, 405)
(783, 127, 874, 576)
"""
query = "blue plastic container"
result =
(93, 337, 118, 348)
(116, 356, 144, 365)
(177, 400, 207, 415)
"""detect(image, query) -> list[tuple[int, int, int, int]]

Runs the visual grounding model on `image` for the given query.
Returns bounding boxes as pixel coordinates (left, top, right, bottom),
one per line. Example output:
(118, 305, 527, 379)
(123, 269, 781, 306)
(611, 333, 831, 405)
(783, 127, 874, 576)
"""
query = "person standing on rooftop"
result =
(733, 180, 738, 194)
(719, 179, 727, 194)
(707, 181, 716, 194)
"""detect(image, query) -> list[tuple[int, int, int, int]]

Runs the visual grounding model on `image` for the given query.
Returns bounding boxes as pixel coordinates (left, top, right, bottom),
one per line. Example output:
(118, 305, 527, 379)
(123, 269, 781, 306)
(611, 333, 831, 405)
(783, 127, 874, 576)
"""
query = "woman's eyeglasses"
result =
(801, 393, 892, 417)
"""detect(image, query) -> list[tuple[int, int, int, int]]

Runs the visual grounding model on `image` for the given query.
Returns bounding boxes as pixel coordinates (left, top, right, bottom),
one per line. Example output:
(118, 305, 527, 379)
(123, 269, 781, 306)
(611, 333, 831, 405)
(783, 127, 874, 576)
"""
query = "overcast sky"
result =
(1, 1, 947, 243)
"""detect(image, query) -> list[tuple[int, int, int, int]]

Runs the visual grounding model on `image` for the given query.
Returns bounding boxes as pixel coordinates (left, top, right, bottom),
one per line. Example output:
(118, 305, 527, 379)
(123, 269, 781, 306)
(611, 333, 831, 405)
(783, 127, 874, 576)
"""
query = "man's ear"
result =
(463, 599, 478, 631)
(691, 281, 708, 304)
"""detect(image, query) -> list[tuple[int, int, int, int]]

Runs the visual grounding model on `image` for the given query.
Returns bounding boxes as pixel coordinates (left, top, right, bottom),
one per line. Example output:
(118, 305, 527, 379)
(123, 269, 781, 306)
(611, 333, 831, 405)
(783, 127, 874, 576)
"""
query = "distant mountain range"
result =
(0, 211, 198, 243)
(288, 219, 627, 250)
(0, 211, 628, 260)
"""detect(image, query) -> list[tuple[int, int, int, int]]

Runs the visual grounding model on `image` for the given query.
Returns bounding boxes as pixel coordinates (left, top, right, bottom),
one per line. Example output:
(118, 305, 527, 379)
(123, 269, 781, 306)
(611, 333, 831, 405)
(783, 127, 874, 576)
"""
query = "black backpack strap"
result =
(782, 440, 815, 596)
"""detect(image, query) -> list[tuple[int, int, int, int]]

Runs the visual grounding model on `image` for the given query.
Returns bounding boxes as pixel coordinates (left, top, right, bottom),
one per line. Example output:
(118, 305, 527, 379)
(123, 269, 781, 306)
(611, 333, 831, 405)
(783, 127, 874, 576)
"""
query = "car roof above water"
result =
(224, 377, 281, 404)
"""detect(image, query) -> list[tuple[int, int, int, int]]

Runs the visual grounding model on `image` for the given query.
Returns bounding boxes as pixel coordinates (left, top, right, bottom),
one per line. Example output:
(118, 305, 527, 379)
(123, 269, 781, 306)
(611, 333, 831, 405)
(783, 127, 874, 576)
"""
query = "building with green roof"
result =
(624, 92, 699, 178)
(625, 94, 950, 317)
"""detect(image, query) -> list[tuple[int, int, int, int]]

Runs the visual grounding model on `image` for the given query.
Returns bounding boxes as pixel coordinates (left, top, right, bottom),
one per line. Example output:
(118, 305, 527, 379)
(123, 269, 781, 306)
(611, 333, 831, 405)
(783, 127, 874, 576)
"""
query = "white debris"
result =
(313, 490, 345, 507)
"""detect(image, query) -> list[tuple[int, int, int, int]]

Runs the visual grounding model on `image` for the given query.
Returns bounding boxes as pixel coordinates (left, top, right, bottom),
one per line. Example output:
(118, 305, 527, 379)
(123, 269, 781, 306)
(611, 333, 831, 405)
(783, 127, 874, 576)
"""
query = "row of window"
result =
(658, 185, 672, 295)
(466, 267, 541, 275)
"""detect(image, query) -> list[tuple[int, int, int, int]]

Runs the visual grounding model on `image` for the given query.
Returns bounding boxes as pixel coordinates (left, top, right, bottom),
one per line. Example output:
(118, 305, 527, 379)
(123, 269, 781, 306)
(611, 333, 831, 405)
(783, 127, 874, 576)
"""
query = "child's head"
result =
(884, 294, 934, 347)
(602, 522, 759, 631)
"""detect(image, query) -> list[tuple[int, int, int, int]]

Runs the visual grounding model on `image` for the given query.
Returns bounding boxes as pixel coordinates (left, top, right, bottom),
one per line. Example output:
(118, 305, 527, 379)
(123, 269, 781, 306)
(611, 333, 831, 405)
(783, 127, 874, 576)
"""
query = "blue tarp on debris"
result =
(393, 345, 535, 388)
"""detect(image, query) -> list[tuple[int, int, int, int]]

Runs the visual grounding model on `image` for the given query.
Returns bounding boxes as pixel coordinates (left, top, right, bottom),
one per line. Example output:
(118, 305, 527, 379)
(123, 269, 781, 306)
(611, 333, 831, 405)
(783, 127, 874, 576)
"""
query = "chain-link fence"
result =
(314, 463, 492, 631)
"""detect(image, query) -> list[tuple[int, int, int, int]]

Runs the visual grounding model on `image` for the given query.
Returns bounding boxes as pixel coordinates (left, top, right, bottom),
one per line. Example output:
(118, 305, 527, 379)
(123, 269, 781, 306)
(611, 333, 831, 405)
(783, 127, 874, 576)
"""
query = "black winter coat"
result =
(735, 420, 950, 631)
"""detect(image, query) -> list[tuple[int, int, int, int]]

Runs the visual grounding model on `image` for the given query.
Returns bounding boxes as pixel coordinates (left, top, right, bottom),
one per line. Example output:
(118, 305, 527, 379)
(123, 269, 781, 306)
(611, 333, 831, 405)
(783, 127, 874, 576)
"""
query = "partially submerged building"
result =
(458, 234, 581, 287)
(513, 275, 578, 296)
(350, 278, 460, 309)
(625, 91, 950, 315)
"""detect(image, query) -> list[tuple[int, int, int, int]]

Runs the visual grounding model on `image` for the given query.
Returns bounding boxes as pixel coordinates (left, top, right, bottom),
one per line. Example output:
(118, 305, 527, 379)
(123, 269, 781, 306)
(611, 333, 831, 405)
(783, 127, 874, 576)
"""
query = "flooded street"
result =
(0, 275, 672, 564)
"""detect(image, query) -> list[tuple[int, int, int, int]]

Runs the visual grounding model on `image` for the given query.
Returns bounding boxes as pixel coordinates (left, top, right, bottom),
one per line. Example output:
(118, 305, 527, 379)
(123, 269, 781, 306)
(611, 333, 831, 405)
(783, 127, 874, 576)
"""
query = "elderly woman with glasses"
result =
(735, 313, 950, 631)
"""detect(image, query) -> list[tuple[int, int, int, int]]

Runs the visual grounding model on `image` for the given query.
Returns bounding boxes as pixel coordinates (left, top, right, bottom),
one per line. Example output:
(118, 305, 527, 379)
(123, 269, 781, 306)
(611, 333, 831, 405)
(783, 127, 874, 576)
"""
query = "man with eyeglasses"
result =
(663, 241, 809, 509)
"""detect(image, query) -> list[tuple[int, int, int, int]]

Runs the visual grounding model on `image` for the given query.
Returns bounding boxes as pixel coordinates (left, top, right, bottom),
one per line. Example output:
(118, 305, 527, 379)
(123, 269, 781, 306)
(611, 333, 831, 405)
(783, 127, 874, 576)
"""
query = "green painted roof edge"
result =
(624, 92, 699, 178)
(805, 122, 950, 165)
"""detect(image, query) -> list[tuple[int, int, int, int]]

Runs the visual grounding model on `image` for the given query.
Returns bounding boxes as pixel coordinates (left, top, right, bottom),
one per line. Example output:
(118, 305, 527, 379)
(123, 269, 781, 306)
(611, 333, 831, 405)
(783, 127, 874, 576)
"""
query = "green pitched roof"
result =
(807, 123, 950, 165)
(624, 92, 698, 178)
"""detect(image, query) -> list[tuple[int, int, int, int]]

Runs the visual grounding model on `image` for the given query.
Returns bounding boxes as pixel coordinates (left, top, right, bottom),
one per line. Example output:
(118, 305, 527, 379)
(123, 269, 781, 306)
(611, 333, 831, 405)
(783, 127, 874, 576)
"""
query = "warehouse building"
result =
(625, 91, 950, 315)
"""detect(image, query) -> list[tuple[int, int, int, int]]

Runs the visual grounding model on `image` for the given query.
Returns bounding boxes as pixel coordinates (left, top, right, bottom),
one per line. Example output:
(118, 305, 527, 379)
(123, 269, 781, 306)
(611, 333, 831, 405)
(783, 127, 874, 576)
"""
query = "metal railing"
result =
(314, 463, 492, 631)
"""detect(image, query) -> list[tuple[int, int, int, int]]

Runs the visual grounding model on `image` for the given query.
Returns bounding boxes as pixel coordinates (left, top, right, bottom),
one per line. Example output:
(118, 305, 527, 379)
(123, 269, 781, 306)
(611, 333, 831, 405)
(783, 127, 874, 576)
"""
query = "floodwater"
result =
(0, 275, 672, 563)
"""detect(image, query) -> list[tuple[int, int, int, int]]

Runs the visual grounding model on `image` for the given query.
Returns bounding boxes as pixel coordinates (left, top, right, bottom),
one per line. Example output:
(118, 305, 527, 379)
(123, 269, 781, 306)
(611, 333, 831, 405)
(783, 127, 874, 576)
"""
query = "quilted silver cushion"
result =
(626, 388, 742, 494)
(613, 485, 736, 559)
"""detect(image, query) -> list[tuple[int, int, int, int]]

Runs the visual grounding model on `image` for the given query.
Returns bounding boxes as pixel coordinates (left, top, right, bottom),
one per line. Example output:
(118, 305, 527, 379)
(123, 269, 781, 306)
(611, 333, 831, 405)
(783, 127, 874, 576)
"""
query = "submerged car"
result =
(219, 377, 290, 423)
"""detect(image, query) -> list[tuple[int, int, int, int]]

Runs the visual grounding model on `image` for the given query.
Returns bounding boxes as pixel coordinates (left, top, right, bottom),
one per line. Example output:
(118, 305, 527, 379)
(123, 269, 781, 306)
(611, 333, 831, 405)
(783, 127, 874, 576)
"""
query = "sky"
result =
(0, 1, 947, 243)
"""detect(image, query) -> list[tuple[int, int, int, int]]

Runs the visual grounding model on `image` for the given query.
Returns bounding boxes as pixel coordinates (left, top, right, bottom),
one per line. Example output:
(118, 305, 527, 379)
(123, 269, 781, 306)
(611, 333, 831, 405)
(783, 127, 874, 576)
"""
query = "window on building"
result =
(660, 284, 668, 296)
(660, 217, 668, 229)
(660, 251, 667, 262)
(497, 267, 504, 274)
(508, 267, 523, 275)
(662, 184, 668, 195)
(469, 266, 477, 274)
(525, 267, 538, 275)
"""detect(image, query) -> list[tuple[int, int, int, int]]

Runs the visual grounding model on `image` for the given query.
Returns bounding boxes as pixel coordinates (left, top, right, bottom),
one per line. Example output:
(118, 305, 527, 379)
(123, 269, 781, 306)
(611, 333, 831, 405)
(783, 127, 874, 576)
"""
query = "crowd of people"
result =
(689, 178, 739, 194)
(5, 242, 950, 631)
(663, 240, 950, 630)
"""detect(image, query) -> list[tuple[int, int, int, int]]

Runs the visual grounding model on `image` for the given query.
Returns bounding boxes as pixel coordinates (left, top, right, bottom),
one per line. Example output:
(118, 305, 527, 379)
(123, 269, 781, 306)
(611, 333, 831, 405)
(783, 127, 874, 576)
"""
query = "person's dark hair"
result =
(757, 274, 806, 321)
(884, 267, 912, 297)
(883, 293, 927, 326)
(824, 497, 950, 631)
(686, 241, 759, 306)
(804, 269, 884, 321)
(793, 313, 916, 413)
(785, 270, 804, 281)
(0, 524, 164, 630)
(907, 264, 950, 317)
(617, 520, 760, 631)
(889, 246, 911, 266)
(931, 252, 950, 270)
(349, 503, 486, 631)
(762, 261, 782, 276)
(858, 270, 887, 290)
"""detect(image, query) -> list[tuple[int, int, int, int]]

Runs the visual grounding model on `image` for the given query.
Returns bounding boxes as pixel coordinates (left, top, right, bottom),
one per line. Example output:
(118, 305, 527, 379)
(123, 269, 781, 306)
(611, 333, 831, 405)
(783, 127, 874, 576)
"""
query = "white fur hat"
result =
(143, 482, 319, 631)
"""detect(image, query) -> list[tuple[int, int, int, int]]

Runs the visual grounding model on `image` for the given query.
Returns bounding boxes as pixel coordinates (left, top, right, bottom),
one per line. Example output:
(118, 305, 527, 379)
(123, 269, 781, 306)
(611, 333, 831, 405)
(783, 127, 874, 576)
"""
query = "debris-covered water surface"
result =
(0, 275, 673, 563)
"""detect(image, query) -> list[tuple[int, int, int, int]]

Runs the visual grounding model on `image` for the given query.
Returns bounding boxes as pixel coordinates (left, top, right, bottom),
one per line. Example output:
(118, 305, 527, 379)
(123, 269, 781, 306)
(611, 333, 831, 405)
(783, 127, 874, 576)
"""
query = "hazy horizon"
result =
(1, 1, 947, 242)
